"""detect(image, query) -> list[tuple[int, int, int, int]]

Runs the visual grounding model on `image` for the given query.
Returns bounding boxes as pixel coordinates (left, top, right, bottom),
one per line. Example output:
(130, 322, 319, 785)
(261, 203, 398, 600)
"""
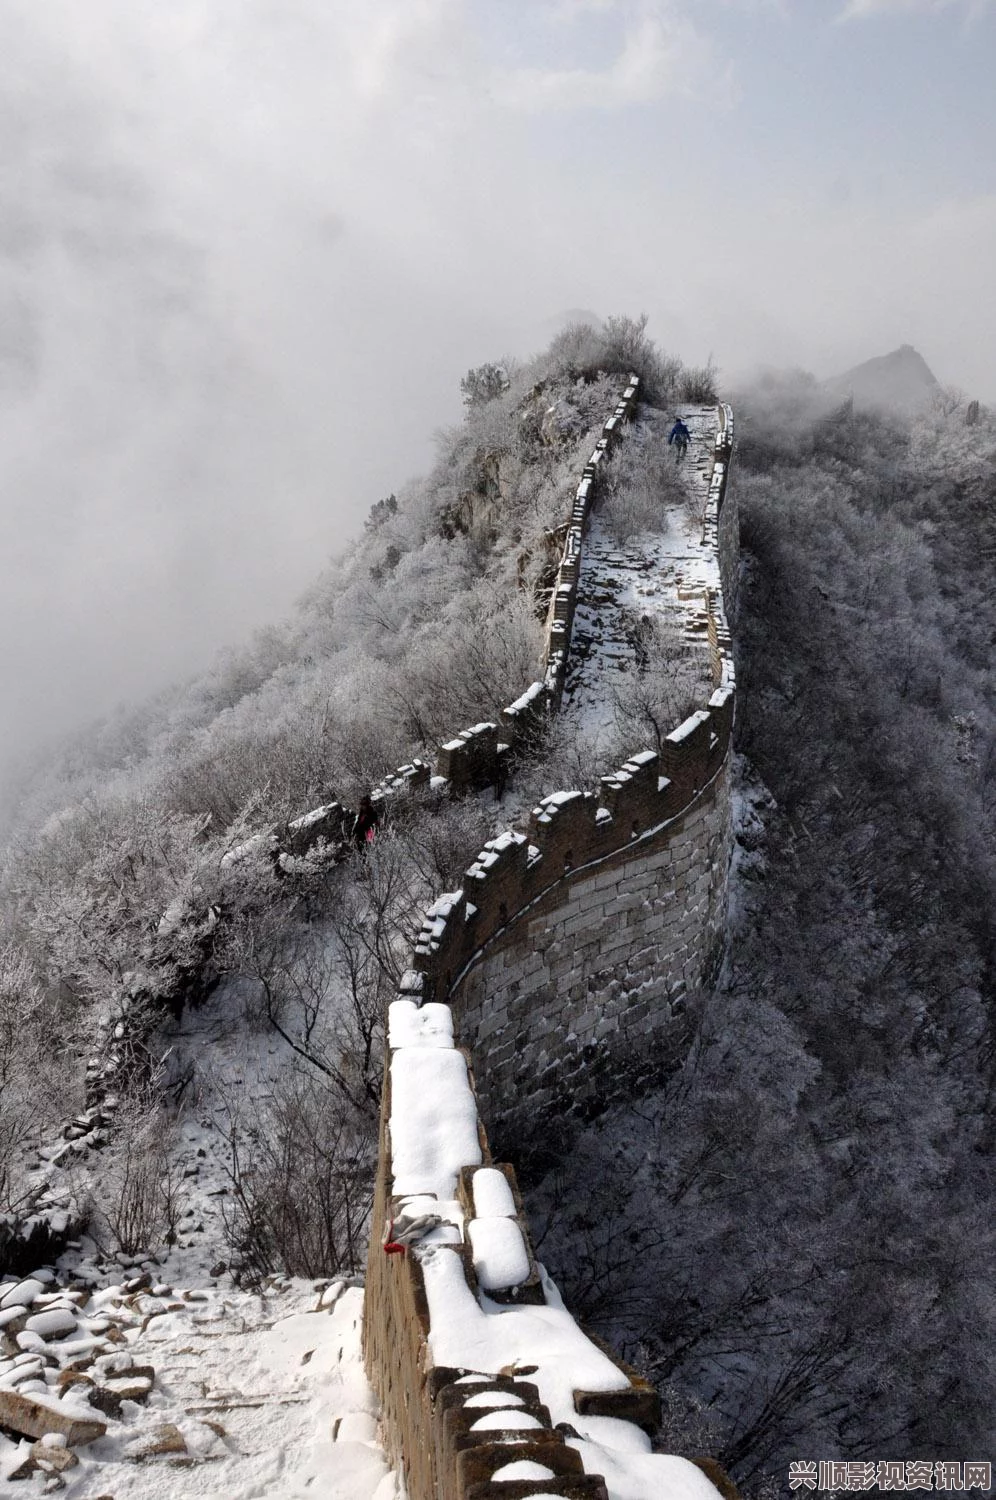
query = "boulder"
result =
(31, 1437, 80, 1475)
(25, 1307, 78, 1341)
(0, 1279, 46, 1311)
(0, 1388, 106, 1445)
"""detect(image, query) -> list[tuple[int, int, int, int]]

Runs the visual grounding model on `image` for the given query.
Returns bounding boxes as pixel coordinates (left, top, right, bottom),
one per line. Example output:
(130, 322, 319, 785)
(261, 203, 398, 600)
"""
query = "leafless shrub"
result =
(541, 316, 684, 408)
(514, 711, 626, 803)
(0, 942, 64, 1212)
(611, 618, 712, 754)
(677, 360, 719, 404)
(222, 1072, 373, 1284)
(600, 315, 683, 406)
(218, 894, 384, 1116)
(601, 446, 690, 545)
(90, 1103, 184, 1258)
(392, 588, 545, 748)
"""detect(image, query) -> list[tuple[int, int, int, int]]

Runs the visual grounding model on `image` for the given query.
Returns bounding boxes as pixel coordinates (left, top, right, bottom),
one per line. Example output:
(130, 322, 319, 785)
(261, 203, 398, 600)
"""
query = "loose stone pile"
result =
(0, 1268, 231, 1485)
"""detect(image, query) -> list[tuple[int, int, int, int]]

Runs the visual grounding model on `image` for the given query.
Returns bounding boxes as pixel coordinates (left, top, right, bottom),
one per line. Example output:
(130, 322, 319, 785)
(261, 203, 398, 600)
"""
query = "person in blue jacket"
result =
(668, 417, 691, 461)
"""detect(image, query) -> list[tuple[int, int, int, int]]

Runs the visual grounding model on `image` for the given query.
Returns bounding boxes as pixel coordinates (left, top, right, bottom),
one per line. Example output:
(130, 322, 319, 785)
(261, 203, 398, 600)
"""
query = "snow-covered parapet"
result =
(365, 994, 725, 1500)
(406, 706, 732, 1009)
(284, 799, 351, 856)
(501, 680, 551, 754)
(436, 724, 511, 797)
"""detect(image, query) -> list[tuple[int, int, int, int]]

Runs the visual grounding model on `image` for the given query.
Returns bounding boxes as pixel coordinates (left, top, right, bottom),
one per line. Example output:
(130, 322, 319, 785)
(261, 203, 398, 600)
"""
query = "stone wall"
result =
(362, 403, 739, 1500)
(714, 405, 739, 618)
(454, 770, 730, 1143)
(363, 990, 730, 1500)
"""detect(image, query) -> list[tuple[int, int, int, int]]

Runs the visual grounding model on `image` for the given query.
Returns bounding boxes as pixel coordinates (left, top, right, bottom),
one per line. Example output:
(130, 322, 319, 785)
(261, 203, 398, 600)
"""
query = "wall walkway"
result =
(362, 399, 738, 1500)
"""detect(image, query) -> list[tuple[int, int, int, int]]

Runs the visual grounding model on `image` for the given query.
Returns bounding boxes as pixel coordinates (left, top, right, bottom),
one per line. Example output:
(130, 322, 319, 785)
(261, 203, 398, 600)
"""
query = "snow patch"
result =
(389, 1049, 482, 1198)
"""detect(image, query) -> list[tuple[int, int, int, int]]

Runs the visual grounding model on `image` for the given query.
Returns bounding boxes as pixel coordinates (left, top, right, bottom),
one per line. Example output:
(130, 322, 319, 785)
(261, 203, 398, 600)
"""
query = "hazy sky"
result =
(2, 0, 994, 782)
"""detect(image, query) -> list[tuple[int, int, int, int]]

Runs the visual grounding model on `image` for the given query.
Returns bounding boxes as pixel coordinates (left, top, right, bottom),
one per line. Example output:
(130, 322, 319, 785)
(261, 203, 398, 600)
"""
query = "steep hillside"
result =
(0, 316, 713, 1263)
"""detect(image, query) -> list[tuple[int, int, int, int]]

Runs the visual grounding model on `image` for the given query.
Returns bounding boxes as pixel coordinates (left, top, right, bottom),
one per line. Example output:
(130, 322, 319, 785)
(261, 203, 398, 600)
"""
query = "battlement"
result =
(363, 400, 739, 1500)
(410, 695, 729, 1007)
(364, 984, 727, 1500)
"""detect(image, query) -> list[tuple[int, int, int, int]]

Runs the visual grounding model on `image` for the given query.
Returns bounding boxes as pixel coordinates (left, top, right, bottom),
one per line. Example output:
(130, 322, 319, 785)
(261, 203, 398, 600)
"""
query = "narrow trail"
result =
(562, 403, 720, 745)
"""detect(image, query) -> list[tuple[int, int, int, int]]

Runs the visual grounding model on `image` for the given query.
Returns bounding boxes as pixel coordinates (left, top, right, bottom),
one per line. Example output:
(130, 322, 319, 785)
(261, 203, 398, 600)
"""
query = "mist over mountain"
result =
(822, 343, 940, 413)
(4, 0, 994, 810)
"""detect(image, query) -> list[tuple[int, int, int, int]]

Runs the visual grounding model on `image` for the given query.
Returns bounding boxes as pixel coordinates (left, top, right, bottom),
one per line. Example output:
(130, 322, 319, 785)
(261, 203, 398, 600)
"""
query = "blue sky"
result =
(1, 0, 994, 772)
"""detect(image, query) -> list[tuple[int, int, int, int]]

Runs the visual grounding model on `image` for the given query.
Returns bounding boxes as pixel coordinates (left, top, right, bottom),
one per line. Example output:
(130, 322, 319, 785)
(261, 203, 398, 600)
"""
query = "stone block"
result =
(577, 885, 613, 914)
(125, 1422, 188, 1459)
(628, 911, 666, 936)
(602, 889, 646, 917)
(0, 1390, 106, 1446)
(457, 1434, 587, 1493)
(560, 909, 600, 939)
(30, 1440, 80, 1475)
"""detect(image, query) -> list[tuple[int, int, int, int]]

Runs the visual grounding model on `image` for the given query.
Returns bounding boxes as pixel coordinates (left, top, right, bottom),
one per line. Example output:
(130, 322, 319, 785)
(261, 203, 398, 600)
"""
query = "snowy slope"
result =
(0, 1270, 397, 1499)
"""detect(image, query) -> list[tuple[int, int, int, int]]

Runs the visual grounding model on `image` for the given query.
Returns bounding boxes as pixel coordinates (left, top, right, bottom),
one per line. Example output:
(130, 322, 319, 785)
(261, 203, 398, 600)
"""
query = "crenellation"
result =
(363, 392, 740, 1500)
(284, 799, 349, 855)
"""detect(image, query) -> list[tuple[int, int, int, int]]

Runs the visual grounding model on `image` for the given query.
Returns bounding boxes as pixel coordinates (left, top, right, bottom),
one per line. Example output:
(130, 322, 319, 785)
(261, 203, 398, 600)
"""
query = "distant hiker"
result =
(352, 794, 381, 850)
(668, 417, 691, 461)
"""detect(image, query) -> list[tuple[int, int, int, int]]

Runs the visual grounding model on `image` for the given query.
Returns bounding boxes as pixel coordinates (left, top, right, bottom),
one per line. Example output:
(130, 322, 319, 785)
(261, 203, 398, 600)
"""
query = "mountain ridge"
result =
(822, 342, 939, 413)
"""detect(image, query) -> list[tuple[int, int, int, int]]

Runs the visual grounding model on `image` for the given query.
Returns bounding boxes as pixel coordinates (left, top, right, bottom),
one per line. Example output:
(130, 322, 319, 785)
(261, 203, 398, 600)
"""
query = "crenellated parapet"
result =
(410, 693, 730, 1011)
(363, 404, 739, 1499)
(364, 987, 727, 1500)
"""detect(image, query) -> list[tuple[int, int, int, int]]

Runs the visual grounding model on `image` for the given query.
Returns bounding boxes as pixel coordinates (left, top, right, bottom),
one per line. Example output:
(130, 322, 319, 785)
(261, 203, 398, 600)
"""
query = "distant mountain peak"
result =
(823, 345, 939, 413)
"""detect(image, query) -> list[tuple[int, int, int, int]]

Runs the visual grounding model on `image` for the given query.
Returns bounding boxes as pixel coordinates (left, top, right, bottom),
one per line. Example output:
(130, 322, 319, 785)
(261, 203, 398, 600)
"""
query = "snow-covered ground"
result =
(0, 1268, 397, 1498)
(2, 967, 397, 1497)
(564, 405, 720, 746)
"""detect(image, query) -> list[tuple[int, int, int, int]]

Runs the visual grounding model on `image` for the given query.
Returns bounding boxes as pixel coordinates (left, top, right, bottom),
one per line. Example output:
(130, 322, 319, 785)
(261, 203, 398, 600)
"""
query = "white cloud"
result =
(0, 0, 993, 782)
(838, 0, 991, 17)
(491, 3, 714, 112)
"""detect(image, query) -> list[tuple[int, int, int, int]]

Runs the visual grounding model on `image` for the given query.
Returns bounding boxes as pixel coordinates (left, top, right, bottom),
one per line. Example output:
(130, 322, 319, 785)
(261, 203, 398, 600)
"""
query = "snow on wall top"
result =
(381, 962, 726, 1500)
(355, 386, 738, 1500)
(389, 1046, 482, 1199)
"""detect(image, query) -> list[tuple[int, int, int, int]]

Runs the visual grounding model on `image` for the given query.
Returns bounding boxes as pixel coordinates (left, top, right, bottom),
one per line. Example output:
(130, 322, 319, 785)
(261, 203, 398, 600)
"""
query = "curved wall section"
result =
(363, 407, 739, 1500)
(453, 764, 730, 1141)
(410, 407, 738, 1138)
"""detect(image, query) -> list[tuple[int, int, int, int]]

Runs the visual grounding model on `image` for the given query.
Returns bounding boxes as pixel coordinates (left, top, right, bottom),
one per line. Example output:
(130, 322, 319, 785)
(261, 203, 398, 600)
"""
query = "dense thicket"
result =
(527, 379, 996, 1489)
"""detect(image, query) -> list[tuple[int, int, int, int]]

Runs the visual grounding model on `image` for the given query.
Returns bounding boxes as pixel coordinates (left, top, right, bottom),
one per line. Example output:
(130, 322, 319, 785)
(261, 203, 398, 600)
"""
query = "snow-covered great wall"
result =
(362, 401, 739, 1500)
